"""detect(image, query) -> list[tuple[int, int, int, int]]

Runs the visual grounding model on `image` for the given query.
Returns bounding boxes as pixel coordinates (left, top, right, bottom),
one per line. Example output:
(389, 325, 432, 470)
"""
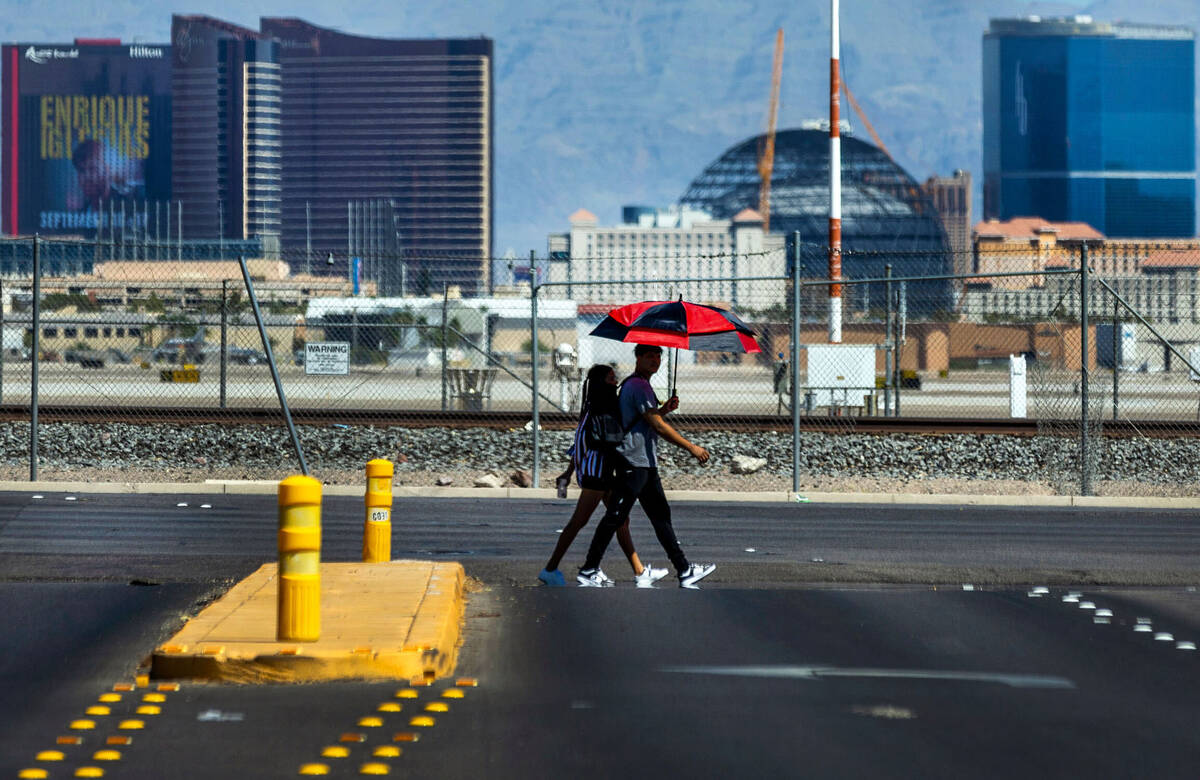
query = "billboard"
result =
(3, 42, 171, 237)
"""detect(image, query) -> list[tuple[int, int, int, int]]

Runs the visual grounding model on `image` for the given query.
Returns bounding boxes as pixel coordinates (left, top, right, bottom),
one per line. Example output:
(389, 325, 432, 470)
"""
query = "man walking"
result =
(578, 344, 716, 588)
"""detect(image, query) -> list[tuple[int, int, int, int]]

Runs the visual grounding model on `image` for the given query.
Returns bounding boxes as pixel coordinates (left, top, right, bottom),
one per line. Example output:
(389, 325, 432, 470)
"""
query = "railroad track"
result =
(2, 405, 1197, 437)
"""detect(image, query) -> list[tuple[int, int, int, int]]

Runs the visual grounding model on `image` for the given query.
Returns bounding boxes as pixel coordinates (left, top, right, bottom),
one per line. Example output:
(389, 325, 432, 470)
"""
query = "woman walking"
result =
(538, 363, 668, 587)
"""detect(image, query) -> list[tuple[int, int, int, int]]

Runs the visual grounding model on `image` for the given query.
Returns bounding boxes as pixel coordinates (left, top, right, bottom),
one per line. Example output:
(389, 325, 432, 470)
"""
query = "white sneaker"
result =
(597, 569, 615, 586)
(634, 565, 670, 588)
(679, 563, 716, 588)
(577, 568, 608, 587)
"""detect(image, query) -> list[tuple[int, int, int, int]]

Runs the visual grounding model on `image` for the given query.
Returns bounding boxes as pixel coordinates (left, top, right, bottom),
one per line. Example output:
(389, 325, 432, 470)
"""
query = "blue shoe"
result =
(538, 568, 566, 587)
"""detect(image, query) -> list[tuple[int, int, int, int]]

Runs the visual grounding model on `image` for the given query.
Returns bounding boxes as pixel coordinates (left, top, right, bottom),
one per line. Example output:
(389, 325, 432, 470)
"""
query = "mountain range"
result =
(2, 0, 1197, 254)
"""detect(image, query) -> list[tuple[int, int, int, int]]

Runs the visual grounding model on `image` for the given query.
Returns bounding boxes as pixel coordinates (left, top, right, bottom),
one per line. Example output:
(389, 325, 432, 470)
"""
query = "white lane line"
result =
(660, 665, 1075, 689)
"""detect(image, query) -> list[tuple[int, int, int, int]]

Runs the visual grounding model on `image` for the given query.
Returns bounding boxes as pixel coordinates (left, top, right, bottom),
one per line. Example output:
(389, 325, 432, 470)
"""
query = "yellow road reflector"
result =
(394, 689, 418, 699)
(135, 675, 149, 687)
(373, 746, 401, 758)
(201, 646, 225, 656)
(320, 746, 349, 759)
(56, 736, 83, 745)
(92, 750, 121, 761)
(18, 769, 48, 779)
(455, 678, 479, 687)
(408, 678, 432, 687)
(85, 706, 111, 716)
(35, 751, 64, 761)
(75, 767, 105, 777)
(136, 705, 161, 715)
(424, 702, 448, 713)
(69, 720, 96, 730)
(377, 703, 402, 712)
(156, 683, 181, 692)
(339, 733, 366, 743)
(357, 717, 383, 727)
(112, 684, 134, 692)
(441, 689, 465, 699)
(98, 694, 122, 703)
(359, 763, 389, 776)
(299, 764, 331, 775)
(105, 737, 132, 746)
(160, 645, 186, 654)
(117, 720, 145, 730)
(352, 646, 373, 655)
(409, 716, 435, 727)
(143, 693, 166, 703)
(392, 732, 419, 743)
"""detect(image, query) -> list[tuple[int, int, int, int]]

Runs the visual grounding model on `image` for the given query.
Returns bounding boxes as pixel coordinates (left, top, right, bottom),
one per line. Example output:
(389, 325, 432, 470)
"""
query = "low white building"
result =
(546, 207, 786, 310)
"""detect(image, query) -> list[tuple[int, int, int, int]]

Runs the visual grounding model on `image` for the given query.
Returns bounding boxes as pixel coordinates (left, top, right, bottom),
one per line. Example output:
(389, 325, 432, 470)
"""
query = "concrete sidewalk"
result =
(151, 560, 465, 684)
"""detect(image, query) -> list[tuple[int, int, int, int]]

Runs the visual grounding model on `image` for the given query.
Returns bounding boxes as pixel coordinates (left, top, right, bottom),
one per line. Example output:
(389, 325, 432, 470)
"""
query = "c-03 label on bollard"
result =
(369, 509, 390, 523)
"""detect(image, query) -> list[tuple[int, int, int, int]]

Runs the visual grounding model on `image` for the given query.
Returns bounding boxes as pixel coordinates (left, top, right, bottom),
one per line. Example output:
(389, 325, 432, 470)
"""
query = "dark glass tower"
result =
(171, 15, 280, 242)
(983, 17, 1196, 238)
(260, 18, 493, 295)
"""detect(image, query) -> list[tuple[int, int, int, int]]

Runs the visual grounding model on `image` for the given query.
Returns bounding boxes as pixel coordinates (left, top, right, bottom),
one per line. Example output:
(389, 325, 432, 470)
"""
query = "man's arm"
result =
(643, 408, 709, 463)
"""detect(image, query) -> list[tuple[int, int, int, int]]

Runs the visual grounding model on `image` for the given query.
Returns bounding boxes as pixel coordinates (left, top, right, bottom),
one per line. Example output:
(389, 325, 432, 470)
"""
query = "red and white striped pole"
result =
(828, 0, 843, 343)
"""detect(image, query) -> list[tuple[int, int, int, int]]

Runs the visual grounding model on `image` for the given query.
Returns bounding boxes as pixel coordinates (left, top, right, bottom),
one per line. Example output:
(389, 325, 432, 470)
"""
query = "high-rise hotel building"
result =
(983, 16, 1195, 238)
(260, 19, 493, 294)
(171, 15, 281, 244)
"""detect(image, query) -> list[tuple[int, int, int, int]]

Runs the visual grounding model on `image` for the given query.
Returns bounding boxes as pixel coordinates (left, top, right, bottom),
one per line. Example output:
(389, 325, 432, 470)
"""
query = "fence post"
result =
(884, 264, 893, 417)
(1112, 290, 1119, 421)
(238, 255, 309, 476)
(30, 235, 39, 482)
(531, 274, 541, 490)
(0, 277, 5, 405)
(790, 232, 801, 493)
(220, 279, 228, 409)
(440, 283, 449, 411)
(1080, 243, 1092, 496)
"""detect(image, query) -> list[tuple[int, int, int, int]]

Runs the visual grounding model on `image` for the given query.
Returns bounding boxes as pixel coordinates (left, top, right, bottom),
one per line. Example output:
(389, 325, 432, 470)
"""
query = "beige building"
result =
(922, 170, 972, 275)
(547, 207, 787, 311)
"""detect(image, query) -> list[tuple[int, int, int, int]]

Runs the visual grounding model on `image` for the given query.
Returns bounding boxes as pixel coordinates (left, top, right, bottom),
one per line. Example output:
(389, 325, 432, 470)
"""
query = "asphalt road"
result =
(1, 491, 1197, 778)
(1, 492, 1198, 585)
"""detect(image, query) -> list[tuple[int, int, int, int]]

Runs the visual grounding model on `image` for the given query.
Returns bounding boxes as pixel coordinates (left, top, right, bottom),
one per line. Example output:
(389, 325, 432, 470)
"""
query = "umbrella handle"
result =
(671, 347, 677, 399)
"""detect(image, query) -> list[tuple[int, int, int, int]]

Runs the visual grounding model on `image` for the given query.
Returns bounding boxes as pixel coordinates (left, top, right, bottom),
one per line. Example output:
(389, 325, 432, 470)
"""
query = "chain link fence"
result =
(2, 236, 1199, 495)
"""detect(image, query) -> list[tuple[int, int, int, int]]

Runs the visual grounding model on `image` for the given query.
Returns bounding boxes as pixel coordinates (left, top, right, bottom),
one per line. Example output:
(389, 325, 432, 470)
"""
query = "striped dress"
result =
(567, 409, 609, 487)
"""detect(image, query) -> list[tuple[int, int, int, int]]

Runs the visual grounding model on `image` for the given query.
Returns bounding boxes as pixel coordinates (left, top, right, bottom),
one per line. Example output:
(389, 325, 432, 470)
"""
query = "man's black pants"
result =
(582, 460, 689, 573)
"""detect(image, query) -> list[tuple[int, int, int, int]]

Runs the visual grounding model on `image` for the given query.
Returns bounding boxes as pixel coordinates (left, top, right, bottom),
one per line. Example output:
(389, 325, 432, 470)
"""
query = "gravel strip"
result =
(1, 422, 1198, 497)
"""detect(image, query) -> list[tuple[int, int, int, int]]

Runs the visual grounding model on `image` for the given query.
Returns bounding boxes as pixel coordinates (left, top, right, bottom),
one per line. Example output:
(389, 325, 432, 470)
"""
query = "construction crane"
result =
(841, 74, 892, 161)
(757, 28, 784, 232)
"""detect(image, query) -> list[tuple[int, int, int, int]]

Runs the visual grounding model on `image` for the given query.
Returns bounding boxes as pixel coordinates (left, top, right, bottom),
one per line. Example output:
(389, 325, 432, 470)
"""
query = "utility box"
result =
(1009, 354, 1027, 418)
(806, 344, 876, 407)
(1096, 323, 1137, 370)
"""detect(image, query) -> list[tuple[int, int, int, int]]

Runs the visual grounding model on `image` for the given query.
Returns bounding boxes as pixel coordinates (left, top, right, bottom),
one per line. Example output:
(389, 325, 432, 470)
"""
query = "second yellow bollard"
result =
(363, 459, 394, 562)
(278, 475, 322, 641)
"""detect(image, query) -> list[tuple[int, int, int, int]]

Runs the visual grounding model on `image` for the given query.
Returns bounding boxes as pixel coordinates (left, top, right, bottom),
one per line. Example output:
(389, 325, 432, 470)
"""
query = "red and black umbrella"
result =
(589, 298, 762, 394)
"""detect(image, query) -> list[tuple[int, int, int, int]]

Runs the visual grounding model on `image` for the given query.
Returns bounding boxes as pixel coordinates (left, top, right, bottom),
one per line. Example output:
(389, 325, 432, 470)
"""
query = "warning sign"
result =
(305, 342, 350, 375)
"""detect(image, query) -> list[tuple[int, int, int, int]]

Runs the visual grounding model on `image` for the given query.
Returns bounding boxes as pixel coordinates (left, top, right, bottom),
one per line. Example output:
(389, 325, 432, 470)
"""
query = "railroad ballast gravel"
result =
(2, 422, 1199, 490)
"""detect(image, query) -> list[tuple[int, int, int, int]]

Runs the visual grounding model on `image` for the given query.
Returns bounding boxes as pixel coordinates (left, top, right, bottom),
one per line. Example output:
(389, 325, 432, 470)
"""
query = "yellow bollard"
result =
(278, 475, 322, 641)
(363, 459, 394, 562)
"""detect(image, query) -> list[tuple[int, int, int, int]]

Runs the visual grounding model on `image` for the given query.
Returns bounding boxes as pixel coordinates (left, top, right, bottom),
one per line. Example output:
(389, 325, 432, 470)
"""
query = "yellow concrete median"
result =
(151, 560, 465, 683)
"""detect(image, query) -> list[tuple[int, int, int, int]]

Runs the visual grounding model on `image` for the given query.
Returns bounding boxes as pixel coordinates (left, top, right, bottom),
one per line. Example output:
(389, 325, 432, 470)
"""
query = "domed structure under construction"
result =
(680, 128, 952, 312)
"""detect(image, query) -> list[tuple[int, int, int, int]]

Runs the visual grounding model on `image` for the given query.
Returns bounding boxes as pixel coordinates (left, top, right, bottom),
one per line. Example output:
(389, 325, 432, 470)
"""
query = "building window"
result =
(84, 328, 98, 338)
(128, 328, 141, 338)
(63, 328, 77, 338)
(116, 328, 125, 337)
(102, 328, 112, 337)
(43, 328, 57, 338)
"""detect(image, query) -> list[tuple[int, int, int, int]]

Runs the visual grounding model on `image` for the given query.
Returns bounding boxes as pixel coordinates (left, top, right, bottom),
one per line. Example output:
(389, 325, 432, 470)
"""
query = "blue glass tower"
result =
(983, 17, 1196, 237)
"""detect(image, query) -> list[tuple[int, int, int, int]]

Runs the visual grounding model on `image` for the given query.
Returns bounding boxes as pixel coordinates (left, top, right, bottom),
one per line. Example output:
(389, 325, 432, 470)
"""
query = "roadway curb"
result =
(0, 480, 1197, 508)
(150, 560, 466, 683)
